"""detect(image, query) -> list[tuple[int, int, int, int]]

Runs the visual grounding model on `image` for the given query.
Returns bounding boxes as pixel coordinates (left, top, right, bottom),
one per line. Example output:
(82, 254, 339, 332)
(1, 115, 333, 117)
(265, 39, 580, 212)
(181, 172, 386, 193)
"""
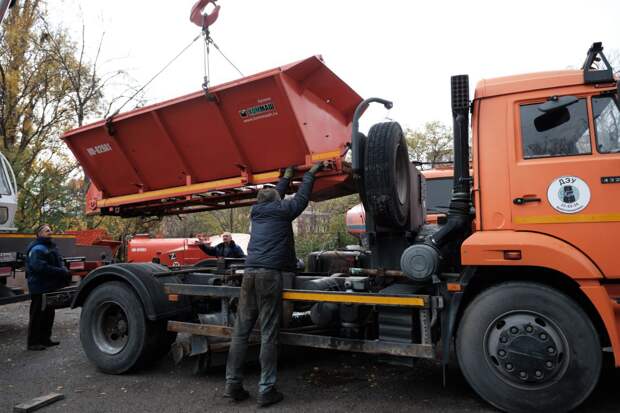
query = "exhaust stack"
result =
(400, 75, 472, 282)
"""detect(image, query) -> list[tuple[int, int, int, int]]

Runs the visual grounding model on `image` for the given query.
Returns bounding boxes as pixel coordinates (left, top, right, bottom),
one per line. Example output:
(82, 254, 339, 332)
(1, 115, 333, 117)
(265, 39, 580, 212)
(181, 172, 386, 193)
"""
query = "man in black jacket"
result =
(197, 232, 245, 258)
(224, 162, 324, 407)
(25, 224, 71, 351)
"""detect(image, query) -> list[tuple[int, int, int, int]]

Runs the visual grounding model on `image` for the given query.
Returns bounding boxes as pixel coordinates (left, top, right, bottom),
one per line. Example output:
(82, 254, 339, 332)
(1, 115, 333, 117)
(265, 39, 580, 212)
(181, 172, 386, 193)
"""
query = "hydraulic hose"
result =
(351, 97, 393, 178)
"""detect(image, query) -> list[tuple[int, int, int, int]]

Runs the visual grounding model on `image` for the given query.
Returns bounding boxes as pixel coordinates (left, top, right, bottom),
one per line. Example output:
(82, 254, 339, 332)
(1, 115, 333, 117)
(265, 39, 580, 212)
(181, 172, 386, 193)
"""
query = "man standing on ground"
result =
(25, 224, 71, 351)
(197, 231, 245, 258)
(224, 162, 324, 407)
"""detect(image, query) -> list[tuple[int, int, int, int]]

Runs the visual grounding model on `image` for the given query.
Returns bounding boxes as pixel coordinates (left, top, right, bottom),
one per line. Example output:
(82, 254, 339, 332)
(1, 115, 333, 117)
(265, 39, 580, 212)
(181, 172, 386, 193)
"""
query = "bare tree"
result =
(405, 121, 453, 167)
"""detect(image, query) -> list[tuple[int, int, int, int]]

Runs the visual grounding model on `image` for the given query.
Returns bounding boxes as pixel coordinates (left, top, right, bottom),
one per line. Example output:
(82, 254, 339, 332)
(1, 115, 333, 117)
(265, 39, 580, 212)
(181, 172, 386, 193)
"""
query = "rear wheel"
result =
(80, 281, 154, 374)
(456, 282, 601, 413)
(364, 122, 410, 228)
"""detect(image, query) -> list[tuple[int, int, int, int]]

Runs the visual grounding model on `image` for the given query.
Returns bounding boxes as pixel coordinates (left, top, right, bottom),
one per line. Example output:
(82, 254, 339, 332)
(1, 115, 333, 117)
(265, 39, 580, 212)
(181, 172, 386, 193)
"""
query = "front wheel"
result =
(456, 282, 601, 413)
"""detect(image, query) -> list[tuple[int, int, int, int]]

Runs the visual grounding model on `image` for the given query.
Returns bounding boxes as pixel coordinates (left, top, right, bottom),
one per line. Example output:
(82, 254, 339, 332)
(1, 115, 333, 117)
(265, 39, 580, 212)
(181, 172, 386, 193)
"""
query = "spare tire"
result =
(364, 122, 410, 228)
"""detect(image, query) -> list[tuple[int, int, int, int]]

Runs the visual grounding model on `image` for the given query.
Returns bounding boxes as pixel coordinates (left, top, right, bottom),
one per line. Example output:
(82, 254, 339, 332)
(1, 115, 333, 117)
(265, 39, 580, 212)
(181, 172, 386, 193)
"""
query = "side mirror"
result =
(538, 95, 578, 113)
(535, 107, 570, 132)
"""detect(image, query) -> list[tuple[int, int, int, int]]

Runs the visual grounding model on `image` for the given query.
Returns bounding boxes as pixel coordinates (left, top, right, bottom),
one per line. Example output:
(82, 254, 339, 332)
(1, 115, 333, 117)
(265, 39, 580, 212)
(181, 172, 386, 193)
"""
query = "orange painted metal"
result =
(64, 56, 361, 216)
(461, 231, 602, 279)
(580, 282, 620, 366)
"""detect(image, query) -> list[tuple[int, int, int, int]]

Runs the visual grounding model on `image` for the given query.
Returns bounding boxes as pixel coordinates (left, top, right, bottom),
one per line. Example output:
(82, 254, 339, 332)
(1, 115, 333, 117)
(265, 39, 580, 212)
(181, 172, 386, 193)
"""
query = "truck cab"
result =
(466, 67, 620, 279)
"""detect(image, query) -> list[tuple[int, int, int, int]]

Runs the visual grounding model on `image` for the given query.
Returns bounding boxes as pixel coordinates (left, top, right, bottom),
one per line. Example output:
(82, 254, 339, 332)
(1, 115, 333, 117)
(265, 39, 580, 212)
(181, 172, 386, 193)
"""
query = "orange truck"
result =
(63, 43, 620, 412)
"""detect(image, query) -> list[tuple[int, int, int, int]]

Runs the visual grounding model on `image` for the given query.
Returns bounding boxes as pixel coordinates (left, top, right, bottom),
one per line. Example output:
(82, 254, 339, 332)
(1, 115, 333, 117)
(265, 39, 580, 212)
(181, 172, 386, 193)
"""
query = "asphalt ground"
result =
(1, 302, 618, 413)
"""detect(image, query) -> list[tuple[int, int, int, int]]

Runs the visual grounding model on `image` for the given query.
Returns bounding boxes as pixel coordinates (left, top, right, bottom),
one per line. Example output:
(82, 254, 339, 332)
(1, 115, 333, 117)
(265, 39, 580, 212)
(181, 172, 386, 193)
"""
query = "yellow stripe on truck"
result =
(98, 176, 245, 208)
(252, 171, 281, 182)
(515, 213, 620, 225)
(311, 150, 341, 161)
(282, 291, 426, 307)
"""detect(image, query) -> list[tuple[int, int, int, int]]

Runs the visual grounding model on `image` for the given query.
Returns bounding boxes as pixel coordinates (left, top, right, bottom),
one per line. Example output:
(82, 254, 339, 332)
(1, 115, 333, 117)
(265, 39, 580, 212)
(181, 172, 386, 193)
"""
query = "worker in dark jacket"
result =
(25, 224, 71, 351)
(224, 162, 324, 407)
(197, 232, 245, 258)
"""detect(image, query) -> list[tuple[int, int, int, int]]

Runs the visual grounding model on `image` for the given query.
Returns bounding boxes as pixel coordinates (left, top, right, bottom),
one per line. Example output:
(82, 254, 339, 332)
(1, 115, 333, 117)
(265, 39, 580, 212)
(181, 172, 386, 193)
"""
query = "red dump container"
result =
(63, 56, 362, 217)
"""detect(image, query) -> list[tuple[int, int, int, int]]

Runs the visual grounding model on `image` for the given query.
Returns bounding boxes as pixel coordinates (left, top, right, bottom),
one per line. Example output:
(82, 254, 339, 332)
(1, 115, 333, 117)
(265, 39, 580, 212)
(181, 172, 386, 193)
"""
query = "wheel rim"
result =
(395, 143, 408, 205)
(92, 301, 129, 355)
(484, 311, 569, 389)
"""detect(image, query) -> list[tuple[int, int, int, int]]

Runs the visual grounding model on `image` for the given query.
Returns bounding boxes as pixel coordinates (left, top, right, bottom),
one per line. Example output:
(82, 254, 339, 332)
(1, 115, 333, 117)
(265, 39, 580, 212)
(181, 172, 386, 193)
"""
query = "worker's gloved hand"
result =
(308, 161, 324, 175)
(283, 166, 295, 179)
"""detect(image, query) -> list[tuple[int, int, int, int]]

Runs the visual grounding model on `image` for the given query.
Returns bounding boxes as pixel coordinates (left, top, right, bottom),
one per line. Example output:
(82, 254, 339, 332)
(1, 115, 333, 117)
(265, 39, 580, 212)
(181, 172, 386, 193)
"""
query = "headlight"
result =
(0, 207, 7, 224)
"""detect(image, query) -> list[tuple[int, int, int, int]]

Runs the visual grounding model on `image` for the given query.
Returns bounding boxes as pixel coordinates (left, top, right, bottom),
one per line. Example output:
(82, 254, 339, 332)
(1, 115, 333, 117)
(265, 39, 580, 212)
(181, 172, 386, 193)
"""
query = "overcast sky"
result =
(50, 0, 619, 132)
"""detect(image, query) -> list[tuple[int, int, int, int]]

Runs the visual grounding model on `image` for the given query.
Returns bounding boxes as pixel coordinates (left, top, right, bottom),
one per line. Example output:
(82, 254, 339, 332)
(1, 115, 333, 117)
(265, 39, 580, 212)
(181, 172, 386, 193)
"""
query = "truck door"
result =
(508, 91, 620, 278)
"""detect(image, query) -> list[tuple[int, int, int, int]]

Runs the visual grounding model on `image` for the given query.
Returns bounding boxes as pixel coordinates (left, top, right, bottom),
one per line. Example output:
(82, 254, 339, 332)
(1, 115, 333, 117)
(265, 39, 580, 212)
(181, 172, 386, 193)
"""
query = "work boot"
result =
(257, 388, 284, 408)
(27, 344, 47, 351)
(223, 383, 250, 402)
(42, 340, 60, 347)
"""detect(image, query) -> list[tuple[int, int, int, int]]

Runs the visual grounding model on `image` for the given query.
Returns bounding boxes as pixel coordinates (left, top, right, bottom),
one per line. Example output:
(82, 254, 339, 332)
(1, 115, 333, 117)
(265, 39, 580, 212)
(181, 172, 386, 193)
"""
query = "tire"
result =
(80, 281, 152, 374)
(364, 122, 410, 228)
(456, 282, 601, 413)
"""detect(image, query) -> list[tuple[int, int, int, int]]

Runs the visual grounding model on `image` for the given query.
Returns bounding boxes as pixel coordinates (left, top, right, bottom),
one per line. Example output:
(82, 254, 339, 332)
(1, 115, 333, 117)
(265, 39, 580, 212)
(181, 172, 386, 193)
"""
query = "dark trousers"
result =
(226, 268, 282, 394)
(27, 294, 55, 346)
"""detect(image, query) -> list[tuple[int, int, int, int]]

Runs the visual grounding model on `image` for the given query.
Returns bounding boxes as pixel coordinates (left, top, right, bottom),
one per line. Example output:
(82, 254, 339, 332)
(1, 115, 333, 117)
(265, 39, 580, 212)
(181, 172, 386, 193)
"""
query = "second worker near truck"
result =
(197, 231, 245, 258)
(224, 162, 325, 408)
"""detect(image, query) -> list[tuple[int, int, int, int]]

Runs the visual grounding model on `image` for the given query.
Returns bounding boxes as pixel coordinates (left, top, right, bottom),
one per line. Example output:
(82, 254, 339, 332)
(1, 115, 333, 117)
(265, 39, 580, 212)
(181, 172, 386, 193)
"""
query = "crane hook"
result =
(190, 0, 220, 29)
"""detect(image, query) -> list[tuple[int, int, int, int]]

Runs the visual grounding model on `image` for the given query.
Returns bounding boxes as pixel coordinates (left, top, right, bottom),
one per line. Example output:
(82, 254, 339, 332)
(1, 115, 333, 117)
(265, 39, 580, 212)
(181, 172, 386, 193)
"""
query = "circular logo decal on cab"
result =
(547, 176, 590, 214)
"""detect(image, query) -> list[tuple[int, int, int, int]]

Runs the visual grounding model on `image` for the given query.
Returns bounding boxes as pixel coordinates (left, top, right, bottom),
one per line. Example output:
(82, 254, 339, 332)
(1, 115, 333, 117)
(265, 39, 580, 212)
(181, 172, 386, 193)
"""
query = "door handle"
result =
(513, 196, 541, 205)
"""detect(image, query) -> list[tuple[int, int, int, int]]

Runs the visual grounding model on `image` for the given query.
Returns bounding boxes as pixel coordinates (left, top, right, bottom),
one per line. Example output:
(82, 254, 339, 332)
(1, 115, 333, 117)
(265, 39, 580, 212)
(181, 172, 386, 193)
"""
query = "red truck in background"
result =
(126, 233, 250, 267)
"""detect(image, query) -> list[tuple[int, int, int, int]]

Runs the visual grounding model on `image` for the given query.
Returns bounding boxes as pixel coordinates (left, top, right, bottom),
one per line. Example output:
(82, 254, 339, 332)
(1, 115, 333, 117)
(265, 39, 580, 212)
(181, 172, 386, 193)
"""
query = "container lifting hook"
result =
(190, 0, 220, 29)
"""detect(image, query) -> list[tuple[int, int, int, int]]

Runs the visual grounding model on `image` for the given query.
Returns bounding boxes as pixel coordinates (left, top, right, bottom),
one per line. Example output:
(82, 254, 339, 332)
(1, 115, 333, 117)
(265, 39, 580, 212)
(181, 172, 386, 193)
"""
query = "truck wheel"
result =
(456, 282, 601, 413)
(80, 281, 152, 374)
(364, 122, 410, 228)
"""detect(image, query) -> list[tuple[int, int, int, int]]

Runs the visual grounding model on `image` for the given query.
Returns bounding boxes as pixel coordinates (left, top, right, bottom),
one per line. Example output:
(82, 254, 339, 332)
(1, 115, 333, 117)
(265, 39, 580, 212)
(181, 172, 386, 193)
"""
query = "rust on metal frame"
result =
(167, 321, 435, 359)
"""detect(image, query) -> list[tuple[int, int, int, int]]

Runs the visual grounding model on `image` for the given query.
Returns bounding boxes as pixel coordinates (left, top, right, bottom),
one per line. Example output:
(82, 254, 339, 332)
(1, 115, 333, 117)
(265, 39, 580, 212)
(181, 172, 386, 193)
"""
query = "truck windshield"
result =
(592, 94, 620, 153)
(426, 177, 453, 213)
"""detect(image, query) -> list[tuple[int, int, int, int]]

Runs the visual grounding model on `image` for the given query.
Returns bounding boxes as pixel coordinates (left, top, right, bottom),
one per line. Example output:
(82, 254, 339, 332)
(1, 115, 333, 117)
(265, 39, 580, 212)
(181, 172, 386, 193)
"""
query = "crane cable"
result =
(109, 1, 243, 123)
(201, 25, 243, 93)
(109, 33, 202, 120)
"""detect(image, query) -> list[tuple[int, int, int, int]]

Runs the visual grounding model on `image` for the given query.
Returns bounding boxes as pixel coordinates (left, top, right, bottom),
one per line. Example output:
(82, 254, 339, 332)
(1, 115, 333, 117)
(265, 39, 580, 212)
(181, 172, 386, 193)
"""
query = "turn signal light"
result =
(69, 261, 85, 271)
(503, 250, 522, 260)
